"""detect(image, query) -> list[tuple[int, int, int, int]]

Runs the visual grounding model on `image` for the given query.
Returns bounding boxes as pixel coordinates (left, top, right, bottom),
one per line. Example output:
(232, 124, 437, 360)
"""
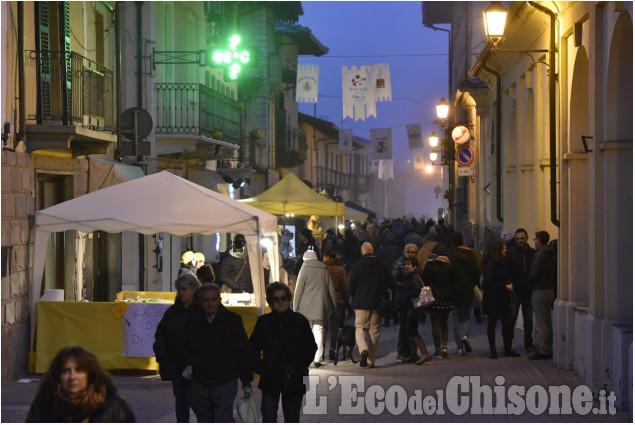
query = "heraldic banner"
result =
(378, 159, 394, 180)
(370, 127, 392, 160)
(296, 64, 319, 103)
(342, 65, 376, 121)
(373, 63, 392, 102)
(339, 129, 353, 154)
(407, 123, 423, 149)
(413, 152, 426, 170)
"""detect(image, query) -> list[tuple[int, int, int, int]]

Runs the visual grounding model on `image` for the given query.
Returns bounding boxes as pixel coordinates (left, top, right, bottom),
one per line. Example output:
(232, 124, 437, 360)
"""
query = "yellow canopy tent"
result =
(239, 172, 345, 216)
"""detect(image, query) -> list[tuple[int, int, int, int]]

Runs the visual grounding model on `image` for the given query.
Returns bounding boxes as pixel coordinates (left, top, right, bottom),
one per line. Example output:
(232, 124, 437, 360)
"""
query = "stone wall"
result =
(1, 150, 89, 381)
(1, 150, 35, 382)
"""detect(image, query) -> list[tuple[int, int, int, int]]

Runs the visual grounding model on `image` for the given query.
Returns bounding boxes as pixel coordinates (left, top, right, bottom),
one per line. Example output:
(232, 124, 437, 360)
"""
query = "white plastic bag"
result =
(237, 396, 258, 423)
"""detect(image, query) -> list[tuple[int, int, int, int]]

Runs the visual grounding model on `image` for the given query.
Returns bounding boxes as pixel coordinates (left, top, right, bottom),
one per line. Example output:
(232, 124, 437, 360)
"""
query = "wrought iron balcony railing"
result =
(155, 83, 240, 144)
(26, 50, 116, 131)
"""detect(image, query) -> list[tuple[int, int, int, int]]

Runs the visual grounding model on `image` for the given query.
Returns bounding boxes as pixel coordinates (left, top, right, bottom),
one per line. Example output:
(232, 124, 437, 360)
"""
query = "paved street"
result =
(2, 315, 630, 423)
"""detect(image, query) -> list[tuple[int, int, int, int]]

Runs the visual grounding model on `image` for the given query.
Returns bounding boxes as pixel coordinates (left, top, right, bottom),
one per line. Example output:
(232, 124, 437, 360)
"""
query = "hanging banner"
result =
(378, 159, 394, 180)
(371, 160, 380, 173)
(296, 64, 319, 103)
(370, 127, 392, 160)
(373, 63, 392, 102)
(339, 129, 353, 154)
(342, 65, 376, 121)
(407, 124, 423, 150)
(413, 152, 426, 170)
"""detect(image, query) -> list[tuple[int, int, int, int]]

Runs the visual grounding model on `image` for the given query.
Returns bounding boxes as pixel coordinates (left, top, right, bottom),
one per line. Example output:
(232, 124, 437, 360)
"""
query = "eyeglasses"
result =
(406, 250, 418, 254)
(271, 296, 288, 303)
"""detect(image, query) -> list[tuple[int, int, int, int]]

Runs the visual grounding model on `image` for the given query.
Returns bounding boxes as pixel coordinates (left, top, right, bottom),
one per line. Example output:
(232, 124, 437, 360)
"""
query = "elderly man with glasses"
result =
(392, 243, 421, 361)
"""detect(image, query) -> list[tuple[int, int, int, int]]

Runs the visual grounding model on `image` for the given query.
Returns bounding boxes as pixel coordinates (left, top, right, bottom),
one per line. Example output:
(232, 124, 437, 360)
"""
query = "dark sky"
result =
(297, 1, 450, 169)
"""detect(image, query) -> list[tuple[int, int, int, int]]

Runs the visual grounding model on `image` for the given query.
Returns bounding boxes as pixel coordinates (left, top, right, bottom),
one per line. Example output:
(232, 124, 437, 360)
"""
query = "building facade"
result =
(423, 0, 633, 410)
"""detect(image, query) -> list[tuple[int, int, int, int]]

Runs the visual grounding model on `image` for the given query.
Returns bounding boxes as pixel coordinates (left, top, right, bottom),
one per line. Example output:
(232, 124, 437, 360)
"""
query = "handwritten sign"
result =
(122, 303, 170, 357)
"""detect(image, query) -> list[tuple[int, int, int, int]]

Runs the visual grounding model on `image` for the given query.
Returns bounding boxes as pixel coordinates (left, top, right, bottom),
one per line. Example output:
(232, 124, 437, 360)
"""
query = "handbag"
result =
(411, 286, 435, 309)
(473, 285, 483, 307)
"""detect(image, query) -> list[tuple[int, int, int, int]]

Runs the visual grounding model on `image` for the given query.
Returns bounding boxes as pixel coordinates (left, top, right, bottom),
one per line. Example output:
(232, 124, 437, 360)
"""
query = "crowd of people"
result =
(30, 217, 557, 423)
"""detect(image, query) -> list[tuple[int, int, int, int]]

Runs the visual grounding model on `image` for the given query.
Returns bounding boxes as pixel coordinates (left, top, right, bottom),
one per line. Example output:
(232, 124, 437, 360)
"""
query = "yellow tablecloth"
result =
(34, 300, 260, 374)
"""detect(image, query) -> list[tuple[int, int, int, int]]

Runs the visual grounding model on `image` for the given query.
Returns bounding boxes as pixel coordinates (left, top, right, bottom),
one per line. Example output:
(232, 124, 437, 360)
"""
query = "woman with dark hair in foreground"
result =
(26, 346, 135, 422)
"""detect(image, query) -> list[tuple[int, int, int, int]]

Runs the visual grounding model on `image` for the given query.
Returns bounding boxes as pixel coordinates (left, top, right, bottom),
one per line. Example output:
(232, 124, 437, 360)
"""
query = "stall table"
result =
(33, 292, 261, 374)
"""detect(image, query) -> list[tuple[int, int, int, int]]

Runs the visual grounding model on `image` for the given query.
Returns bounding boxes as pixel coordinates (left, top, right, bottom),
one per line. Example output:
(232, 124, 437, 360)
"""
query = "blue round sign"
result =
(456, 146, 475, 166)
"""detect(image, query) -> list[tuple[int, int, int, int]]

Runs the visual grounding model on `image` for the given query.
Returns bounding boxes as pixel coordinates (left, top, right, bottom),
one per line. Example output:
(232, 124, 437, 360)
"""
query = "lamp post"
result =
(433, 98, 457, 224)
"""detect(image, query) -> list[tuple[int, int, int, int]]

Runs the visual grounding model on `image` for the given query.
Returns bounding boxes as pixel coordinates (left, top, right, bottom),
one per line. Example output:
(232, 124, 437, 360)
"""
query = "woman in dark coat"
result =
(249, 282, 317, 422)
(26, 346, 135, 422)
(482, 242, 520, 359)
(401, 257, 432, 364)
(420, 243, 455, 358)
(153, 274, 202, 422)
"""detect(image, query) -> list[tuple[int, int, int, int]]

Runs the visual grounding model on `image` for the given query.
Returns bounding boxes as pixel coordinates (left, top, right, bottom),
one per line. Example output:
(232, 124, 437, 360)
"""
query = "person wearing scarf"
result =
(26, 346, 135, 422)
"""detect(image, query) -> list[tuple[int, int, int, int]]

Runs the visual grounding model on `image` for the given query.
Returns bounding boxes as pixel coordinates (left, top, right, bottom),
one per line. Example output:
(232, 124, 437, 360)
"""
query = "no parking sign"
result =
(456, 145, 475, 167)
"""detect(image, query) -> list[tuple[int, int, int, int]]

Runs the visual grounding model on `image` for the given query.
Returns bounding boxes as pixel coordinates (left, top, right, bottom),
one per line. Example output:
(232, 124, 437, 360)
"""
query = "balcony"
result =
(155, 83, 240, 156)
(25, 50, 117, 156)
(316, 166, 351, 191)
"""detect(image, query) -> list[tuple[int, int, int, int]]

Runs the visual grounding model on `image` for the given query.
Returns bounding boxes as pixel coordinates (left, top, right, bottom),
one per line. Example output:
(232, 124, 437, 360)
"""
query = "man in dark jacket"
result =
(347, 242, 395, 368)
(186, 284, 253, 422)
(448, 232, 480, 355)
(219, 234, 253, 293)
(506, 228, 537, 352)
(526, 231, 557, 360)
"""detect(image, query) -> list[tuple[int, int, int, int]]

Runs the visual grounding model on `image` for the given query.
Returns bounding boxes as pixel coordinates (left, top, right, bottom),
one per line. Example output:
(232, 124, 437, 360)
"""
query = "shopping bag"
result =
(411, 286, 435, 309)
(237, 396, 258, 422)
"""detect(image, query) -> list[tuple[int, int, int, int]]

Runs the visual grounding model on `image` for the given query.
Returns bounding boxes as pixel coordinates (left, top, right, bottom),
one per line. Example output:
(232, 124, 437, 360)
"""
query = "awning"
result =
(345, 201, 377, 220)
(187, 167, 230, 197)
(88, 157, 145, 191)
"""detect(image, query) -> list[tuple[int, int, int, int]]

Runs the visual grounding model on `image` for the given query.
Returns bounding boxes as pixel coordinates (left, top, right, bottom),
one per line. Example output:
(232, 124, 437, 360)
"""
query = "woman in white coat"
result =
(293, 248, 337, 367)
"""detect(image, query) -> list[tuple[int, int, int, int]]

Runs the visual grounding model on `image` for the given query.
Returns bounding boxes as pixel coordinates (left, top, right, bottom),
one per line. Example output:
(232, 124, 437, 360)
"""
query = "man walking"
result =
(347, 242, 395, 368)
(526, 231, 557, 360)
(448, 232, 480, 355)
(186, 284, 252, 422)
(506, 228, 537, 352)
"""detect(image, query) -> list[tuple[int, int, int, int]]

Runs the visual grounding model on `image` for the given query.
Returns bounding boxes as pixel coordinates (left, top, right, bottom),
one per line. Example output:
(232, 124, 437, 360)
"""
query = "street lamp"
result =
(483, 1, 508, 46)
(436, 98, 450, 122)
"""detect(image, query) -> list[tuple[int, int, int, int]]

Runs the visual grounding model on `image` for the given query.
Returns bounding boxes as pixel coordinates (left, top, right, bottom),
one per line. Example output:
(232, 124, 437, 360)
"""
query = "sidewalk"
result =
(2, 315, 631, 422)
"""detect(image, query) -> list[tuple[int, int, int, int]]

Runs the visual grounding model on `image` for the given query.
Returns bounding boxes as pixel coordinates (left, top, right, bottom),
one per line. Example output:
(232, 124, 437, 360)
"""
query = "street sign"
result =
(452, 125, 471, 144)
(456, 145, 475, 166)
(458, 167, 474, 176)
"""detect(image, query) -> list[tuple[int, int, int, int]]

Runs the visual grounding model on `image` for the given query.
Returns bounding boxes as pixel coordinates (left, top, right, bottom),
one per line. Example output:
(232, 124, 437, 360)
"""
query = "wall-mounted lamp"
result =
(483, 1, 508, 46)
(436, 98, 450, 123)
(581, 136, 593, 153)
(430, 151, 438, 162)
(428, 132, 439, 148)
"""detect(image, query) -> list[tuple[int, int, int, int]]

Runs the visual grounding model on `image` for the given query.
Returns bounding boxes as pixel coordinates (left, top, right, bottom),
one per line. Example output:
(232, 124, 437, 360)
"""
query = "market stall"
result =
(31, 171, 278, 372)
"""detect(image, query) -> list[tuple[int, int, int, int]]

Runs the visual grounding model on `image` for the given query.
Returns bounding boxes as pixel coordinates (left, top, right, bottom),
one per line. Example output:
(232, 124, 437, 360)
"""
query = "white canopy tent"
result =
(31, 170, 279, 347)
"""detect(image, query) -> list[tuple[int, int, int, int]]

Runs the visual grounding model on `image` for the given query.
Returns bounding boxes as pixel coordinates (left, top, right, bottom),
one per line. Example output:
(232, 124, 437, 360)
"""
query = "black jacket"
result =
(186, 304, 253, 387)
(401, 269, 424, 313)
(482, 260, 511, 315)
(248, 309, 317, 395)
(506, 242, 536, 293)
(347, 254, 394, 310)
(448, 246, 480, 307)
(421, 256, 455, 306)
(153, 299, 203, 381)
